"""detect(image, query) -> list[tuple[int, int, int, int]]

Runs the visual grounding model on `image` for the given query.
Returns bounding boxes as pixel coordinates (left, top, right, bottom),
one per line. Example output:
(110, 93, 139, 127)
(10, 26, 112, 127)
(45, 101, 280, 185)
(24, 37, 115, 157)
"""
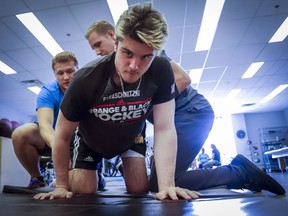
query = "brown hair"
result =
(52, 51, 78, 71)
(115, 3, 168, 50)
(85, 20, 115, 39)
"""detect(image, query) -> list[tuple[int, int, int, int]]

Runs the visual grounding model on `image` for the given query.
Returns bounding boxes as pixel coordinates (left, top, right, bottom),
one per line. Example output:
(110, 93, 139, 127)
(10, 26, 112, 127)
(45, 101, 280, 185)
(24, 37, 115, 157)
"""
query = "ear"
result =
(114, 40, 118, 52)
(107, 30, 116, 39)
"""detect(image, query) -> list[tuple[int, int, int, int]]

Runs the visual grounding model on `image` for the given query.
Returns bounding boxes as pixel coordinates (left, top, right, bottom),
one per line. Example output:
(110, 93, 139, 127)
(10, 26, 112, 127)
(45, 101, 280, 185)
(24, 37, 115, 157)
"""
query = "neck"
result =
(113, 70, 121, 86)
(115, 67, 142, 95)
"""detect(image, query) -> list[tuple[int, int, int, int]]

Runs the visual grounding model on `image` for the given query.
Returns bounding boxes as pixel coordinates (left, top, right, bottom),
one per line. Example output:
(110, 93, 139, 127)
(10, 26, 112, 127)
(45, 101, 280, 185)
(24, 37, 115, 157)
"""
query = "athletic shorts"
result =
(35, 122, 75, 157)
(71, 131, 147, 170)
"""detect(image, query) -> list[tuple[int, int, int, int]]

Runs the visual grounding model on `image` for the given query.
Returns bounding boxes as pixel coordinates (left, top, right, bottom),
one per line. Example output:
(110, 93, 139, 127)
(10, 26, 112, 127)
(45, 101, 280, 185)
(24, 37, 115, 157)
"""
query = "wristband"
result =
(56, 185, 69, 190)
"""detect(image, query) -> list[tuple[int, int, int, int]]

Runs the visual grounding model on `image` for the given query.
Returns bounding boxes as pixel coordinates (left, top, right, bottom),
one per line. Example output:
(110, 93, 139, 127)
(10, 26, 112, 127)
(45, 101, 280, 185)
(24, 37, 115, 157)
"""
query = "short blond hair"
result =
(115, 3, 168, 50)
(52, 51, 78, 71)
(85, 20, 115, 39)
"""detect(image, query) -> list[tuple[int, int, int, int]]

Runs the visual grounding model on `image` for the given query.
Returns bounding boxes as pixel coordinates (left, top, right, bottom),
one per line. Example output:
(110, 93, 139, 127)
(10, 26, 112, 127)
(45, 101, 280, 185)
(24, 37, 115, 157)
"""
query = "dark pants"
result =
(149, 106, 246, 191)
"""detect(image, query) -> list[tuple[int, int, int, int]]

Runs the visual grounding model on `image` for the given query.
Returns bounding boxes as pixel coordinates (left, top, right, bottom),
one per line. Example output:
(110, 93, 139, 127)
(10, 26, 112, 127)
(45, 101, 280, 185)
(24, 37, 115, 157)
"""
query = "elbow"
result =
(185, 78, 191, 86)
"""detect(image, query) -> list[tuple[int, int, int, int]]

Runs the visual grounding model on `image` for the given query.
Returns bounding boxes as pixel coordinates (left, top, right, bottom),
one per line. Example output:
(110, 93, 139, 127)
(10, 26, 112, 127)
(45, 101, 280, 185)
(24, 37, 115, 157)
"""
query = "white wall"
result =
(245, 111, 287, 148)
(230, 113, 250, 157)
(283, 108, 288, 124)
(0, 137, 30, 192)
(230, 110, 288, 168)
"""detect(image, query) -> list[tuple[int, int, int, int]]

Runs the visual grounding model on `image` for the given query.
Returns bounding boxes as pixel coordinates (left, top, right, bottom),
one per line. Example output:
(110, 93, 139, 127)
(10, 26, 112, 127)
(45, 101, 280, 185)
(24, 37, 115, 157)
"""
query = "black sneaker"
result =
(229, 154, 285, 195)
(98, 173, 106, 191)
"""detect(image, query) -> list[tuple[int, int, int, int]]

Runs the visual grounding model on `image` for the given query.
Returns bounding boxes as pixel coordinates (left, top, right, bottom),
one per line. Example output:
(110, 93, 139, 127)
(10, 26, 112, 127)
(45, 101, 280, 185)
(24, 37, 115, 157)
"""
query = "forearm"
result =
(37, 108, 55, 148)
(39, 126, 55, 148)
(53, 137, 70, 188)
(153, 128, 177, 191)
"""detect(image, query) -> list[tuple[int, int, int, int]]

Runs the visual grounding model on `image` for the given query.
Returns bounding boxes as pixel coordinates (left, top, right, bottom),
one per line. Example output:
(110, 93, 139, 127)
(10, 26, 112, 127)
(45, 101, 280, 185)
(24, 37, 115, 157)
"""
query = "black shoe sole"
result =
(231, 154, 286, 195)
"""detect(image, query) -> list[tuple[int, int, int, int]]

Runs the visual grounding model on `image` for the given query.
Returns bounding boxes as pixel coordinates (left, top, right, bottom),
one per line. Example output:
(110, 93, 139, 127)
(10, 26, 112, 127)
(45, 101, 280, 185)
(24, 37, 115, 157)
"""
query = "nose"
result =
(96, 48, 102, 56)
(63, 72, 70, 79)
(129, 58, 139, 71)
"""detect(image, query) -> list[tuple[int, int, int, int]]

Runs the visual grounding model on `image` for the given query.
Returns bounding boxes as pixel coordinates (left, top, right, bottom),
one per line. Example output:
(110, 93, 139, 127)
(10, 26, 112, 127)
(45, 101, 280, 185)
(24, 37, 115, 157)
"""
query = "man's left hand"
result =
(155, 187, 201, 200)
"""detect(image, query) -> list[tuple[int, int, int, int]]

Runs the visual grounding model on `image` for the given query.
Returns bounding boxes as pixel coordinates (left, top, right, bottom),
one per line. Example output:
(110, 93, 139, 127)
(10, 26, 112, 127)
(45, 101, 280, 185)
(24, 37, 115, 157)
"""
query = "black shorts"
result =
(33, 122, 51, 156)
(35, 122, 75, 157)
(38, 144, 51, 156)
(71, 132, 147, 170)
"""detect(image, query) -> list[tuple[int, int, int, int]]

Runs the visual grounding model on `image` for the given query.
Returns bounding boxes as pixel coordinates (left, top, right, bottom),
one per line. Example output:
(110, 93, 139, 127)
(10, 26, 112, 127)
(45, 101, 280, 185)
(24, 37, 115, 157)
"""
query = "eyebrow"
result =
(122, 47, 154, 58)
(93, 41, 101, 48)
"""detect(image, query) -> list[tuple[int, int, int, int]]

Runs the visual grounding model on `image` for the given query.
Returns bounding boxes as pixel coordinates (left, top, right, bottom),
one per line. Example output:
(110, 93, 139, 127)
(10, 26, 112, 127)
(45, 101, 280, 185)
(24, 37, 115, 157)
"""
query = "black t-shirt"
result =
(61, 52, 176, 158)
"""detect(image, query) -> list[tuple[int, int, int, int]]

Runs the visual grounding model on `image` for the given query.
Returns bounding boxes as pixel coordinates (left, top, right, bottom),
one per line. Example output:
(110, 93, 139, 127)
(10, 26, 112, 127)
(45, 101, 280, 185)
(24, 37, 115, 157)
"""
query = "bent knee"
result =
(69, 169, 97, 194)
(72, 185, 97, 194)
(11, 123, 39, 142)
(127, 185, 148, 194)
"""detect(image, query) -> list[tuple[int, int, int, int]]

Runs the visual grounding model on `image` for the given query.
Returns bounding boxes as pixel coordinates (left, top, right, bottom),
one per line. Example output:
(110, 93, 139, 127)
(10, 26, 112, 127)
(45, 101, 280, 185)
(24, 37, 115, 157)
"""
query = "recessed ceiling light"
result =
(189, 68, 203, 84)
(28, 86, 41, 95)
(259, 84, 288, 103)
(195, 0, 225, 51)
(21, 80, 43, 95)
(16, 12, 63, 56)
(242, 62, 264, 79)
(226, 89, 241, 100)
(269, 16, 288, 43)
(0, 60, 17, 74)
(106, 0, 128, 24)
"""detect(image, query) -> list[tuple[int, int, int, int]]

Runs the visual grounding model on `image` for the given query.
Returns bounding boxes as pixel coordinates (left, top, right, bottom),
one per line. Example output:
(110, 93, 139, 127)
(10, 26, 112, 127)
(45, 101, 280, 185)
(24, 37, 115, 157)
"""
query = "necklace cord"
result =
(116, 67, 142, 94)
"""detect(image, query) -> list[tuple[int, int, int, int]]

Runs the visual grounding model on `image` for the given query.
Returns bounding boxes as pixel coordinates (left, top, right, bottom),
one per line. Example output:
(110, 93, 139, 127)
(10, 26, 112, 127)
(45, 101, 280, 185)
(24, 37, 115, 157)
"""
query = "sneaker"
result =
(115, 159, 124, 177)
(229, 154, 286, 195)
(27, 177, 46, 189)
(98, 173, 106, 191)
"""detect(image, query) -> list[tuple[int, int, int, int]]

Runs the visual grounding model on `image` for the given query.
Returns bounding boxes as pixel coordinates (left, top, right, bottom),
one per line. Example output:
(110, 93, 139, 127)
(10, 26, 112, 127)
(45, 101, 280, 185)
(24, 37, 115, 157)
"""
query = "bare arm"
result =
(152, 100, 200, 200)
(170, 60, 191, 94)
(37, 108, 55, 148)
(34, 110, 78, 200)
(53, 111, 78, 189)
(152, 99, 177, 192)
(211, 152, 215, 160)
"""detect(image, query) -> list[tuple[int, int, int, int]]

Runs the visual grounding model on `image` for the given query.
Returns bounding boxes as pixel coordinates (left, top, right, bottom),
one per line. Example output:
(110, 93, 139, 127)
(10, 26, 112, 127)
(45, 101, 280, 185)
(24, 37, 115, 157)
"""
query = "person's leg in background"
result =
(175, 154, 285, 195)
(96, 160, 106, 190)
(11, 123, 48, 188)
(149, 106, 214, 192)
(174, 106, 214, 177)
(148, 103, 285, 195)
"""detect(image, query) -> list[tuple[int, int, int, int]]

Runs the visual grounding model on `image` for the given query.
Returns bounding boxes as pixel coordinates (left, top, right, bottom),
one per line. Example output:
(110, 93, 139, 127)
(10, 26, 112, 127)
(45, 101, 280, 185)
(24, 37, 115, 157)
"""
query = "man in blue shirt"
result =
(12, 51, 77, 189)
(11, 51, 95, 189)
(203, 144, 221, 169)
(198, 148, 210, 169)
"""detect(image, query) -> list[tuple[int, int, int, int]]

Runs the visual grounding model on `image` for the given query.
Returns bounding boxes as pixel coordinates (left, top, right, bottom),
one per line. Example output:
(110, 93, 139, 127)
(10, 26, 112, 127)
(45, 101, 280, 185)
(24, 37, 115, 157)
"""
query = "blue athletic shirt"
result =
(36, 80, 64, 129)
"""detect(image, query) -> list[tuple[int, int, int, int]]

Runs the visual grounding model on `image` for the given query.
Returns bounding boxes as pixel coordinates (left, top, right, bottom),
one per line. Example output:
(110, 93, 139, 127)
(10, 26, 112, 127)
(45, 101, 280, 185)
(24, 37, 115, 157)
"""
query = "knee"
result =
(126, 184, 148, 194)
(69, 170, 97, 194)
(73, 185, 97, 194)
(11, 123, 38, 145)
(11, 127, 24, 145)
(127, 187, 148, 194)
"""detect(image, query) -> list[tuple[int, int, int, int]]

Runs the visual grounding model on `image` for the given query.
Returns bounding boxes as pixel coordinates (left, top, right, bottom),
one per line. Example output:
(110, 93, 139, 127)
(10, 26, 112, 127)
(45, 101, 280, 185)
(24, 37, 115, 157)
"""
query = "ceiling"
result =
(0, 0, 288, 119)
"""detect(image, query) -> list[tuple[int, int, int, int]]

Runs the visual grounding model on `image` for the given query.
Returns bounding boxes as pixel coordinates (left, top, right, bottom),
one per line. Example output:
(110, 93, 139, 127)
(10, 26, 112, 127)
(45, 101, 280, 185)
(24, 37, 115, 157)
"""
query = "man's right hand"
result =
(33, 188, 73, 200)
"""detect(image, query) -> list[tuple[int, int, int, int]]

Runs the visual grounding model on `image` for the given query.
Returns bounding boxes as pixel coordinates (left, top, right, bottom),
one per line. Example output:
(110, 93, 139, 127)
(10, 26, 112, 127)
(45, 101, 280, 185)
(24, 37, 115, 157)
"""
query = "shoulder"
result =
(43, 80, 58, 89)
(39, 80, 59, 96)
(146, 56, 172, 78)
(73, 53, 114, 82)
(152, 55, 170, 65)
